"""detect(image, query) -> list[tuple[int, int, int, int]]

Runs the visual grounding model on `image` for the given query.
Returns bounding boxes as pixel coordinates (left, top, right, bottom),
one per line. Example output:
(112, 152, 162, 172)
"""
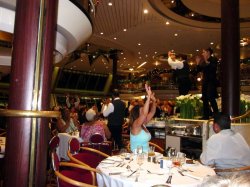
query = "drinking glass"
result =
(137, 153, 144, 171)
(137, 145, 143, 154)
(148, 146, 155, 156)
(176, 152, 186, 168)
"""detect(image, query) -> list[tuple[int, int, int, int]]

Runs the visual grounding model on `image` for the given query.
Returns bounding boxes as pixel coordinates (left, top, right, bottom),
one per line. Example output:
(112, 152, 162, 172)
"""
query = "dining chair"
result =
(214, 165, 250, 175)
(68, 138, 109, 168)
(47, 135, 60, 185)
(126, 141, 164, 154)
(89, 133, 104, 144)
(52, 151, 100, 187)
(87, 133, 112, 155)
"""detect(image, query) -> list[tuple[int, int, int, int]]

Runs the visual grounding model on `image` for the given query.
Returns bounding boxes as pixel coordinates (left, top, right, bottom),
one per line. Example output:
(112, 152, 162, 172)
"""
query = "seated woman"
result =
(80, 108, 111, 142)
(129, 84, 156, 153)
(57, 107, 80, 133)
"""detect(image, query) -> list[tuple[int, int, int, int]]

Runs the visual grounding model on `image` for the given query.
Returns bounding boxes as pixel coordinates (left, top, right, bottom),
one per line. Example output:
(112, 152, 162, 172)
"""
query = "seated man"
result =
(200, 113, 250, 169)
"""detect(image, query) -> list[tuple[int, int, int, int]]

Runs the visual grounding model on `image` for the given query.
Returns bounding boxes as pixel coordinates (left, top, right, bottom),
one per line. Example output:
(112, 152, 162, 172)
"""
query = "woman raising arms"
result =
(129, 84, 157, 153)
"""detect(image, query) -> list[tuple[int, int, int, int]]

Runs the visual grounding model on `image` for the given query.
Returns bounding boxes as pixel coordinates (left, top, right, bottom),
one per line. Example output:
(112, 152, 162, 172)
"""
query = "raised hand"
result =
(145, 84, 152, 98)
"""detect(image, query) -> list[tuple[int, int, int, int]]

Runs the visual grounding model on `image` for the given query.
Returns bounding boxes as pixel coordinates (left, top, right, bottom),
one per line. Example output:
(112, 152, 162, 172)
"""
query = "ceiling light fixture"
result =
(174, 33, 178, 36)
(108, 2, 112, 6)
(137, 61, 147, 68)
(143, 9, 148, 14)
(123, 29, 127, 31)
(166, 21, 170, 25)
(210, 42, 214, 45)
(100, 32, 104, 35)
(138, 43, 141, 46)
(114, 37, 117, 40)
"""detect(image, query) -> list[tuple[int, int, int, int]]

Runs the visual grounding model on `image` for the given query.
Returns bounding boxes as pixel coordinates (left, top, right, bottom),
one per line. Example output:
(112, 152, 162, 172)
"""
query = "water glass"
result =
(176, 152, 186, 167)
(137, 145, 143, 154)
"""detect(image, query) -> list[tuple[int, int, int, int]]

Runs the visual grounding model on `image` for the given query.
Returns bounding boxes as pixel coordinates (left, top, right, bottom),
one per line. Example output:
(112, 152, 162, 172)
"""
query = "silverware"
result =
(126, 165, 133, 172)
(147, 170, 164, 175)
(166, 175, 172, 184)
(128, 158, 133, 163)
(116, 163, 122, 167)
(178, 170, 184, 176)
(109, 172, 122, 175)
(127, 169, 138, 177)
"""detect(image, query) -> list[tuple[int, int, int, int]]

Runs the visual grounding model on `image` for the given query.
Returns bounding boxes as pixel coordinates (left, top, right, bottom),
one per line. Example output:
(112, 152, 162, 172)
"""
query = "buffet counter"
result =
(147, 117, 250, 159)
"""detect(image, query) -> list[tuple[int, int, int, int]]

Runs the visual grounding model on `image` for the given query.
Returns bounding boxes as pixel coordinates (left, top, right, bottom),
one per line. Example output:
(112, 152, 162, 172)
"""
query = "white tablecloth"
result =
(0, 137, 6, 158)
(97, 155, 216, 187)
(57, 133, 83, 160)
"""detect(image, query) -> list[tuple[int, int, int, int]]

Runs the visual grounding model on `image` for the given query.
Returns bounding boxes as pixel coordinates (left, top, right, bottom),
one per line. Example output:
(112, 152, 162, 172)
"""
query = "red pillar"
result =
(4, 0, 58, 186)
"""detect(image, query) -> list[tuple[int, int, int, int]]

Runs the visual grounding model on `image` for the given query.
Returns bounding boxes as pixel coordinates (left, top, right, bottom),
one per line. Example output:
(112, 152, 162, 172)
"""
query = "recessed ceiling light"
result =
(81, 59, 83, 62)
(143, 9, 148, 14)
(114, 37, 117, 40)
(196, 49, 199, 52)
(124, 57, 126, 60)
(174, 33, 178, 36)
(145, 54, 148, 57)
(171, 0, 175, 3)
(129, 68, 134, 71)
(138, 52, 141, 54)
(123, 29, 127, 31)
(121, 52, 124, 55)
(138, 43, 141, 46)
(100, 32, 104, 35)
(154, 51, 157, 54)
(108, 2, 112, 6)
(139, 56, 142, 59)
(166, 21, 170, 25)
(210, 42, 214, 45)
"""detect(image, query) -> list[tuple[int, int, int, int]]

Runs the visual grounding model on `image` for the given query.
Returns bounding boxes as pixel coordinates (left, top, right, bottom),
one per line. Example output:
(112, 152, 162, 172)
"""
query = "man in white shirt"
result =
(160, 50, 191, 95)
(200, 113, 250, 169)
(103, 89, 126, 150)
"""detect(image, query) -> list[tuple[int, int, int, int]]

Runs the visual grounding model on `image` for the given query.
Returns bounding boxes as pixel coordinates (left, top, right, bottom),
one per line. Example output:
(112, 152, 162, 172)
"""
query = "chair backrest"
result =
(215, 166, 250, 173)
(126, 141, 164, 153)
(52, 151, 97, 187)
(89, 133, 104, 144)
(68, 138, 80, 154)
(51, 151, 60, 171)
(49, 135, 60, 152)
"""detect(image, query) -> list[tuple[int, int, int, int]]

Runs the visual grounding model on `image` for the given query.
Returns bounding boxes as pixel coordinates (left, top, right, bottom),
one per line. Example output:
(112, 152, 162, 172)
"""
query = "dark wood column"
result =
(221, 0, 240, 116)
(110, 50, 119, 90)
(4, 0, 58, 186)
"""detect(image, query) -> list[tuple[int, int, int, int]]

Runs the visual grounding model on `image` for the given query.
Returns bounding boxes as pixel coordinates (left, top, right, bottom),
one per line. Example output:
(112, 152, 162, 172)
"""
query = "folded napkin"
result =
(106, 156, 123, 162)
(100, 160, 115, 164)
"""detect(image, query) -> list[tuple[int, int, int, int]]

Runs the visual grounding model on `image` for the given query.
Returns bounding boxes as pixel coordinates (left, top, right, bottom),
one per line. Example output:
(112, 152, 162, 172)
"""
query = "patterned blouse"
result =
(80, 120, 106, 142)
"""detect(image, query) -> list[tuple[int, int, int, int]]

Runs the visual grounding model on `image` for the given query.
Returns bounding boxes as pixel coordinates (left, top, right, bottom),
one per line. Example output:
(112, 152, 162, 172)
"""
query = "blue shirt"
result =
(130, 129, 151, 153)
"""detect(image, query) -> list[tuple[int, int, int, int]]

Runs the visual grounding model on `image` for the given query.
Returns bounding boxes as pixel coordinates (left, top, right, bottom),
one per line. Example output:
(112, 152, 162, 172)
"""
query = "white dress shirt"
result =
(200, 129, 250, 169)
(102, 98, 120, 117)
(167, 57, 184, 70)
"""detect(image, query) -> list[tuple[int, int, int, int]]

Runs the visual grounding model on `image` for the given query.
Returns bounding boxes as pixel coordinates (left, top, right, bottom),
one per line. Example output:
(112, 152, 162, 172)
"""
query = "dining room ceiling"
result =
(1, 0, 250, 77)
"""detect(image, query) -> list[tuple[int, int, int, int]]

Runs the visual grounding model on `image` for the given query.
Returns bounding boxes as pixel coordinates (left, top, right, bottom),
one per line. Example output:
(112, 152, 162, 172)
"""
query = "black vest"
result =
(107, 99, 125, 126)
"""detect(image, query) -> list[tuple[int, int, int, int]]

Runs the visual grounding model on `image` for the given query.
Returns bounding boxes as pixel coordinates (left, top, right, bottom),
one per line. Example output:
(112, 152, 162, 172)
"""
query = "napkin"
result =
(100, 160, 115, 164)
(106, 156, 123, 162)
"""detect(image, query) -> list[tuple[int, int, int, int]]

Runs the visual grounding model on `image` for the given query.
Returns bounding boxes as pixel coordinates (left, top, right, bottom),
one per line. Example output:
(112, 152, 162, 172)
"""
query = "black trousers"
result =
(108, 125, 123, 150)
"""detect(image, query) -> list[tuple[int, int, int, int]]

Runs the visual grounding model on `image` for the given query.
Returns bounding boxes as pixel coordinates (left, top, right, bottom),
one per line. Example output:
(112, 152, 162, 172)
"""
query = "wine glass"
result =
(137, 153, 144, 171)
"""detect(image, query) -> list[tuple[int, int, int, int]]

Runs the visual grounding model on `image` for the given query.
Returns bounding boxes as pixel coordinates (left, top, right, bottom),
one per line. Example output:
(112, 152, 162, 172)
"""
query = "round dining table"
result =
(96, 154, 216, 187)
